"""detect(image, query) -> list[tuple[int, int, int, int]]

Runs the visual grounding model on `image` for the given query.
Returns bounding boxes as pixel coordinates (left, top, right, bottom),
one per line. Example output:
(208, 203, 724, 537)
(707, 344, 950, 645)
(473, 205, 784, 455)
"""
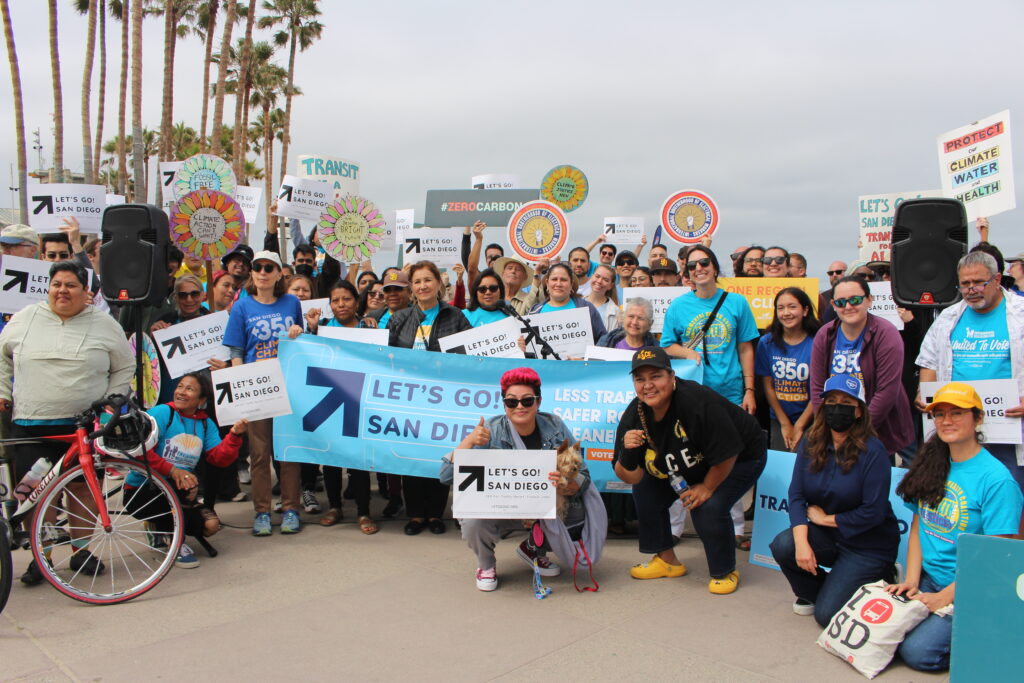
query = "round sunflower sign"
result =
(316, 196, 388, 263)
(173, 153, 237, 199)
(169, 189, 244, 260)
(540, 165, 589, 212)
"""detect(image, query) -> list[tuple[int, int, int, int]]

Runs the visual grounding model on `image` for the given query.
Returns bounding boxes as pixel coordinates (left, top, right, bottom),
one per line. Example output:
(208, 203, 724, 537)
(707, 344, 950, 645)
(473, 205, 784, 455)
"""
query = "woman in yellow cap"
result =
(888, 382, 1023, 671)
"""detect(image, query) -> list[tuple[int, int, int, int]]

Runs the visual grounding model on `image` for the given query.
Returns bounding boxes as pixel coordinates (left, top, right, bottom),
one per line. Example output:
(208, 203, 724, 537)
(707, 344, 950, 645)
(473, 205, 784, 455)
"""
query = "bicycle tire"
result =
(29, 457, 184, 605)
(0, 518, 11, 615)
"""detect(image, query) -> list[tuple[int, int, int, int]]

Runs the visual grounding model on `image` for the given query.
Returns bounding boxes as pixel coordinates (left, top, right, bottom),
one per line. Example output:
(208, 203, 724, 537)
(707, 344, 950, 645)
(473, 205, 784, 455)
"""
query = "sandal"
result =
(319, 507, 343, 527)
(358, 515, 379, 535)
(735, 534, 751, 551)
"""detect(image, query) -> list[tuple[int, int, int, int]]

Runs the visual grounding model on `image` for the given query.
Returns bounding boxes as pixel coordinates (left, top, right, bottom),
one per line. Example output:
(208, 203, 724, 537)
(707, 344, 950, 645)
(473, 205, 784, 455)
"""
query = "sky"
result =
(2, 0, 1022, 279)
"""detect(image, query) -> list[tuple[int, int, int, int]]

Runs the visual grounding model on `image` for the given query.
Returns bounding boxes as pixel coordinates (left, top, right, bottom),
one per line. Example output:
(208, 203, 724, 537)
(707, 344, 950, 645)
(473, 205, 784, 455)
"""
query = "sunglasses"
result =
(833, 295, 866, 308)
(617, 259, 638, 267)
(177, 290, 203, 299)
(762, 256, 788, 265)
(600, 250, 615, 257)
(827, 269, 845, 276)
(503, 395, 538, 409)
(368, 290, 385, 298)
(687, 257, 712, 270)
(383, 286, 405, 293)
(46, 251, 71, 260)
(730, 251, 745, 260)
(476, 284, 500, 294)
(252, 263, 279, 273)
(743, 256, 762, 264)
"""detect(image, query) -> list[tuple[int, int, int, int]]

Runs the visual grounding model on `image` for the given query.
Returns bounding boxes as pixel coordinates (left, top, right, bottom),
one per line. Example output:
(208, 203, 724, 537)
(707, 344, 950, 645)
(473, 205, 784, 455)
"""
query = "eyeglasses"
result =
(46, 251, 71, 260)
(503, 395, 537, 409)
(252, 263, 278, 274)
(177, 290, 203, 299)
(931, 408, 971, 421)
(827, 269, 845, 276)
(762, 256, 788, 265)
(743, 256, 762, 264)
(617, 259, 637, 267)
(832, 295, 866, 308)
(687, 258, 712, 270)
(476, 284, 500, 294)
(958, 276, 996, 293)
(368, 290, 385, 298)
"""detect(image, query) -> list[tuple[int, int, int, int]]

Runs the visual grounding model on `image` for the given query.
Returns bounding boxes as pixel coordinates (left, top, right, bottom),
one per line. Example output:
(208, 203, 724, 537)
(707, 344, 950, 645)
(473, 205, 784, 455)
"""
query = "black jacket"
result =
(387, 301, 472, 351)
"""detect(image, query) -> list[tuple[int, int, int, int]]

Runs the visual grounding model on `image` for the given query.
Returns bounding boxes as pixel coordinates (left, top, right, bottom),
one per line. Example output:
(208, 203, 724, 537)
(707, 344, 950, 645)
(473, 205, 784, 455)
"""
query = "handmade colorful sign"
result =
(718, 277, 820, 328)
(541, 165, 588, 212)
(451, 449, 556, 520)
(172, 154, 236, 199)
(660, 189, 719, 243)
(27, 183, 106, 233)
(128, 333, 162, 409)
(937, 110, 1015, 221)
(297, 154, 360, 200)
(316, 196, 388, 263)
(857, 190, 938, 262)
(507, 200, 569, 262)
(168, 189, 244, 260)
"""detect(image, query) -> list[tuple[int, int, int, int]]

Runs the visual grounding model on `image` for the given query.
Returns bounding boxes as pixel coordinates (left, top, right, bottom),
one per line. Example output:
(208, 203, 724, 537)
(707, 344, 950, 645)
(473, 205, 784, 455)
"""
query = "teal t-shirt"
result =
(906, 448, 1023, 587)
(412, 305, 440, 351)
(951, 299, 1012, 381)
(464, 307, 508, 327)
(540, 300, 574, 314)
(378, 309, 392, 329)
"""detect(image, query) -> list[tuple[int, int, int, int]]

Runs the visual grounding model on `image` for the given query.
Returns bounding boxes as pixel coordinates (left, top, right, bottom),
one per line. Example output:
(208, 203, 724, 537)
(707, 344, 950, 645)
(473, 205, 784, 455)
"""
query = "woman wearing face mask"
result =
(585, 264, 620, 332)
(527, 262, 607, 344)
(769, 374, 900, 626)
(464, 269, 510, 327)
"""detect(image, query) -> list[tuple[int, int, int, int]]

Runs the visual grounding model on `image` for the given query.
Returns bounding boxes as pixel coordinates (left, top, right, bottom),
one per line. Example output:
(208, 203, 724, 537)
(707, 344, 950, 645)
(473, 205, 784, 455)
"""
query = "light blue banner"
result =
(273, 335, 702, 491)
(748, 450, 913, 571)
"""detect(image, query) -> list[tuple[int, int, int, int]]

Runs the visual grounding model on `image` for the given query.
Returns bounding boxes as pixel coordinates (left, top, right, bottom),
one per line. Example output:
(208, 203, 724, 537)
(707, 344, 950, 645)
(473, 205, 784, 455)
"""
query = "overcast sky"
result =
(2, 0, 1022, 278)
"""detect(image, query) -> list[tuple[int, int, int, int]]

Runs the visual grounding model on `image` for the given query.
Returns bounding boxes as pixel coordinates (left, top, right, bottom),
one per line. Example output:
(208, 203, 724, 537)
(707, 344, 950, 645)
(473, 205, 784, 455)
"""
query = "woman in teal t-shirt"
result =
(526, 262, 607, 345)
(464, 269, 510, 327)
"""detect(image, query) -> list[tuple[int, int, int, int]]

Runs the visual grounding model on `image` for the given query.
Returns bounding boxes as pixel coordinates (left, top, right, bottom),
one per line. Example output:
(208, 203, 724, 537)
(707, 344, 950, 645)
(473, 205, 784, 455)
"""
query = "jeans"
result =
(632, 454, 766, 578)
(897, 574, 952, 672)
(770, 524, 895, 627)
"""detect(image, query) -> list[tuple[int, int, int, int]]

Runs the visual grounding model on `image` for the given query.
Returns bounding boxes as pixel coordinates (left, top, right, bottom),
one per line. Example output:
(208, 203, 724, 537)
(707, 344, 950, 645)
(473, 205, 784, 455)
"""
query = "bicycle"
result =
(0, 394, 183, 610)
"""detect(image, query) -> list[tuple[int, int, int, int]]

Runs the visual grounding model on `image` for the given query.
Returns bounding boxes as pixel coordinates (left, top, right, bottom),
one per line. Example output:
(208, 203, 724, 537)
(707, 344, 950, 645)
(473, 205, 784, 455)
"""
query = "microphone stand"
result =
(501, 303, 561, 360)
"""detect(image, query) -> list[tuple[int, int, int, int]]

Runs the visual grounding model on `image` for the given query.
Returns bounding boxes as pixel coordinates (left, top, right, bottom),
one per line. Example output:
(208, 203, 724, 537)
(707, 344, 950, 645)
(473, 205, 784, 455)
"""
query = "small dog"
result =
(524, 439, 582, 528)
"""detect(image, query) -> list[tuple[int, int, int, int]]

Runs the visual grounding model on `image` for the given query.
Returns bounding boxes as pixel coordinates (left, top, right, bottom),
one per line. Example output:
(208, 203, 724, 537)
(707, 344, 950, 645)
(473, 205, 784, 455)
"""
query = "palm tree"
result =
(0, 0, 27, 220)
(194, 0, 218, 148)
(92, 1, 108, 181)
(48, 0, 65, 182)
(112, 0, 128, 195)
(166, 121, 198, 159)
(221, 38, 273, 177)
(156, 0, 201, 206)
(105, 128, 157, 200)
(231, 1, 256, 181)
(77, 0, 98, 184)
(209, 0, 236, 157)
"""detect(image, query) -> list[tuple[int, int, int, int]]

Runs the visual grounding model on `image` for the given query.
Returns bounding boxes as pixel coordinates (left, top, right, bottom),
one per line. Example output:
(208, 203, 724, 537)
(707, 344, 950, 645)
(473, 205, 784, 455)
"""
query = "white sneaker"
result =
(238, 467, 251, 485)
(475, 567, 497, 591)
(301, 490, 321, 513)
(175, 543, 200, 569)
(793, 598, 815, 616)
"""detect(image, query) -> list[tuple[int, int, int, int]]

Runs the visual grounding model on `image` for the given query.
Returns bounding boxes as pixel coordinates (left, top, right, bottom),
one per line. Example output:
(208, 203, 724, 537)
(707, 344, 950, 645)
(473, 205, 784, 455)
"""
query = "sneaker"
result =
(231, 491, 248, 503)
(516, 539, 561, 577)
(175, 543, 200, 569)
(253, 512, 272, 536)
(281, 509, 302, 534)
(630, 555, 687, 580)
(475, 567, 497, 591)
(238, 467, 251, 485)
(709, 570, 740, 595)
(793, 598, 815, 616)
(381, 498, 403, 518)
(301, 490, 321, 513)
(273, 499, 283, 513)
(20, 559, 45, 586)
(69, 549, 105, 576)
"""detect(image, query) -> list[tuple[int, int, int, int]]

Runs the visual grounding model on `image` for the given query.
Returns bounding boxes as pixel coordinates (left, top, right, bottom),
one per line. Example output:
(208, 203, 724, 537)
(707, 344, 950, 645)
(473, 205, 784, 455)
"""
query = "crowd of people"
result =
(1, 209, 1022, 674)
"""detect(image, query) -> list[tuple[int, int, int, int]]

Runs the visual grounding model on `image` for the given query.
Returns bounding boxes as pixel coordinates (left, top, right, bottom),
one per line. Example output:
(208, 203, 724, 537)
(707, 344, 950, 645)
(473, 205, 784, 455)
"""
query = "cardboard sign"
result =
(438, 317, 526, 358)
(316, 326, 388, 345)
(619, 286, 688, 333)
(451, 449, 556, 520)
(718, 277, 820, 328)
(857, 190, 939, 262)
(234, 185, 263, 224)
(867, 281, 903, 330)
(211, 359, 292, 426)
(151, 311, 230, 378)
(660, 189, 719, 243)
(0, 255, 92, 315)
(401, 226, 461, 267)
(471, 174, 520, 189)
(921, 379, 1022, 444)
(584, 345, 635, 361)
(937, 110, 1015, 221)
(296, 154, 360, 200)
(424, 189, 540, 228)
(28, 183, 106, 233)
(520, 307, 593, 359)
(276, 174, 331, 221)
(602, 217, 644, 246)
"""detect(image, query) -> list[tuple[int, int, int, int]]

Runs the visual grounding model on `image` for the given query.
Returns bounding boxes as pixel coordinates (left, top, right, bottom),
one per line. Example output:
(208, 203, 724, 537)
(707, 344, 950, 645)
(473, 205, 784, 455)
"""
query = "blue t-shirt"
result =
(830, 327, 865, 382)
(906, 448, 1023, 587)
(222, 294, 302, 363)
(660, 289, 759, 404)
(950, 299, 1013, 381)
(755, 332, 813, 422)
(540, 300, 574, 314)
(464, 307, 509, 328)
(412, 304, 440, 351)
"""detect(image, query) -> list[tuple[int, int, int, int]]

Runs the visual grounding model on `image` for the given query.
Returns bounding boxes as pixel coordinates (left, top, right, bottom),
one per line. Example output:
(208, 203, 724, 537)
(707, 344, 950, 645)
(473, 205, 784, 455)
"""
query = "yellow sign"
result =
(717, 277, 820, 328)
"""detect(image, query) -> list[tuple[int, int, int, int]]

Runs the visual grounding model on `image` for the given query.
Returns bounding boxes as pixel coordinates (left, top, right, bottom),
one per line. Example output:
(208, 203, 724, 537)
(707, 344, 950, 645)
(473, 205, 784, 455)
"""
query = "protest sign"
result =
(151, 311, 230, 378)
(937, 110, 1015, 221)
(507, 200, 569, 262)
(128, 333, 161, 409)
(159, 161, 184, 213)
(0, 255, 92, 315)
(212, 358, 292, 426)
(661, 189, 719, 243)
(920, 379, 1021, 444)
(316, 196, 389, 263)
(521, 307, 593, 359)
(234, 185, 263, 224)
(28, 183, 106, 233)
(105, 194, 125, 206)
(584, 345, 635, 361)
(296, 154, 360, 200)
(718, 277, 820, 328)
(438, 317, 526, 358)
(401, 226, 461, 267)
(276, 174, 331, 221)
(858, 190, 938, 262)
(317, 326, 388, 345)
(172, 154, 236, 200)
(168, 189, 244, 260)
(540, 165, 588, 212)
(868, 281, 903, 330)
(300, 297, 330, 320)
(392, 209, 414, 249)
(424, 189, 539, 228)
(451, 449, 556, 519)
(273, 336, 701, 489)
(603, 217, 644, 246)
(620, 286, 688, 333)
(472, 174, 520, 189)
(748, 450, 913, 571)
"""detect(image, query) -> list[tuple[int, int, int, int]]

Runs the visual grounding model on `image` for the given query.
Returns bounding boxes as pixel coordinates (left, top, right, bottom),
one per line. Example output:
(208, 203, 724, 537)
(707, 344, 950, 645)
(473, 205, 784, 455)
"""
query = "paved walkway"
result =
(1, 497, 947, 682)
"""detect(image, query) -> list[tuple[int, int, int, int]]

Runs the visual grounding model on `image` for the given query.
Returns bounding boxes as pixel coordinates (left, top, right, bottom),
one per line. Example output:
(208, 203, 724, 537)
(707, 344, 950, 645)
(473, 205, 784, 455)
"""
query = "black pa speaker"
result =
(890, 198, 967, 307)
(100, 204, 170, 306)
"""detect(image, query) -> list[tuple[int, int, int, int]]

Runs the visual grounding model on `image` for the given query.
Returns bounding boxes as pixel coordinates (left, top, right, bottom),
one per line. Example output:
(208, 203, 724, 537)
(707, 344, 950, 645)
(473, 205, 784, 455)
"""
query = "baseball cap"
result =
(614, 250, 638, 266)
(924, 382, 983, 412)
(630, 346, 673, 375)
(251, 250, 282, 269)
(1006, 252, 1024, 263)
(0, 223, 37, 245)
(222, 244, 254, 268)
(381, 270, 410, 289)
(492, 256, 534, 281)
(821, 374, 866, 403)
(650, 257, 678, 274)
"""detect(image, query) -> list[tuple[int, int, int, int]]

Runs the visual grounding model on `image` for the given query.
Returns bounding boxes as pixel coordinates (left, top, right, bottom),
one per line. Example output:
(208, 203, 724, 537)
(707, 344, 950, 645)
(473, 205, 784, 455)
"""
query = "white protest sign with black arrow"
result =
(28, 183, 107, 233)
(276, 174, 330, 222)
(451, 448, 556, 519)
(0, 255, 93, 316)
(159, 161, 184, 213)
(602, 216, 645, 246)
(210, 358, 292, 426)
(150, 311, 231, 378)
(402, 226, 462, 267)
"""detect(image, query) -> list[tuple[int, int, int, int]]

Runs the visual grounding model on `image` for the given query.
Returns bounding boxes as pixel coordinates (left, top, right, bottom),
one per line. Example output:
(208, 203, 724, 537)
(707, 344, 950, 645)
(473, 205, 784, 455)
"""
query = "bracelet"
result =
(745, 387, 754, 392)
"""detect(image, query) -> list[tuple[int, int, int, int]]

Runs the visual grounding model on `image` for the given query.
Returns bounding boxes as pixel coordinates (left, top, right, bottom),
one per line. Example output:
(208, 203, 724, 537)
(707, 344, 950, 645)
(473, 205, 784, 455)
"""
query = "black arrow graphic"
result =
(215, 382, 233, 404)
(163, 170, 175, 186)
(161, 336, 186, 358)
(405, 238, 421, 254)
(3, 270, 28, 293)
(278, 185, 293, 202)
(458, 465, 486, 492)
(32, 196, 54, 215)
(605, 223, 616, 234)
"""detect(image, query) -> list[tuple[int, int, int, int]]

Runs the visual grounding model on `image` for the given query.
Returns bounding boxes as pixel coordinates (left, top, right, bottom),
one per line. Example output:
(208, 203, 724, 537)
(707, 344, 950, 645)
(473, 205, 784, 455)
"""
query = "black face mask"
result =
(823, 403, 858, 432)
(294, 264, 314, 278)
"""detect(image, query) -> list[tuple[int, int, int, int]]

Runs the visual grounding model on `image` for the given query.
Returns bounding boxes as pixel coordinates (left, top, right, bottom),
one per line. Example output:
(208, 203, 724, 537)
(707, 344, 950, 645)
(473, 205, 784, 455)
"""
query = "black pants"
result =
(123, 481, 209, 539)
(324, 467, 370, 516)
(402, 475, 448, 519)
(11, 422, 74, 481)
(273, 460, 319, 491)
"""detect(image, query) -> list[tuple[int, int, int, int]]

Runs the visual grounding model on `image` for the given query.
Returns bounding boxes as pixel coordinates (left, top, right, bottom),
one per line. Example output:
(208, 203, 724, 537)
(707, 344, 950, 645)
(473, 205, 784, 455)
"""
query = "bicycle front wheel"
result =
(30, 457, 184, 605)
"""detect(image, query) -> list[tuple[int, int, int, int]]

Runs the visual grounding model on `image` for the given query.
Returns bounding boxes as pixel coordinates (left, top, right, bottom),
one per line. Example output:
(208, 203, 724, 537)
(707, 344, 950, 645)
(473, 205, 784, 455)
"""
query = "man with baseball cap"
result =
(368, 269, 412, 328)
(0, 224, 38, 259)
(222, 245, 254, 288)
(650, 257, 680, 287)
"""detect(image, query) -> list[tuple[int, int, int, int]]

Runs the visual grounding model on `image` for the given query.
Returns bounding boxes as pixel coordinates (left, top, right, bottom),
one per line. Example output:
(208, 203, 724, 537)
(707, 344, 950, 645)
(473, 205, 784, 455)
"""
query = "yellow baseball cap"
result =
(925, 382, 983, 412)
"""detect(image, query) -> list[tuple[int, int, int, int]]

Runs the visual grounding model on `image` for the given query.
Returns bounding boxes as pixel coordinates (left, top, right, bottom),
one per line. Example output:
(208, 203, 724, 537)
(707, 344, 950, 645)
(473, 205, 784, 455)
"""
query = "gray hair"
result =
(623, 297, 654, 322)
(957, 251, 998, 278)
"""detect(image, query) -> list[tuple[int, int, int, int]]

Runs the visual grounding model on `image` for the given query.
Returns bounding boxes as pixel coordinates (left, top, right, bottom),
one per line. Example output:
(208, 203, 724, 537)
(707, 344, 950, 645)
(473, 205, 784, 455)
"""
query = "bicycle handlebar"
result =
(85, 394, 133, 441)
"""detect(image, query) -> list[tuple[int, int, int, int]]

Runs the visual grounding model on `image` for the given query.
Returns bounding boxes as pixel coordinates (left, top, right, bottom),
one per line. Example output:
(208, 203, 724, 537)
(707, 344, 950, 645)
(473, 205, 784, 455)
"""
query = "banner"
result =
(748, 450, 913, 571)
(0, 255, 92, 315)
(401, 226, 461, 267)
(28, 183, 106, 233)
(317, 326, 388, 345)
(620, 286, 688, 333)
(603, 217, 644, 246)
(937, 110, 1015, 221)
(273, 336, 702, 490)
(867, 281, 903, 330)
(472, 174, 520, 190)
(234, 185, 264, 224)
(439, 317, 525, 358)
(522, 307, 593, 359)
(718, 277, 820, 328)
(857, 190, 938, 262)
(151, 311, 230, 378)
(424, 189, 539, 228)
(297, 154, 360, 200)
(451, 449, 556, 519)
(920, 379, 1022, 444)
(212, 358, 292, 426)
(276, 175, 331, 221)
